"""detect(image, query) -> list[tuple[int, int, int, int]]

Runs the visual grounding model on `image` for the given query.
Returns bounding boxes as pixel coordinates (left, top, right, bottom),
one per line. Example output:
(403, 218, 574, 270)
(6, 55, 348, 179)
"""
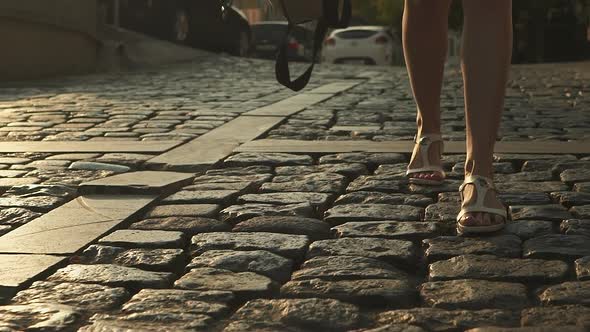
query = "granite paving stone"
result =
(205, 165, 273, 176)
(407, 180, 464, 195)
(10, 281, 129, 311)
(428, 254, 568, 283)
(420, 279, 528, 309)
(238, 192, 333, 211)
(495, 171, 554, 183)
(498, 193, 551, 206)
(520, 305, 590, 327)
(162, 189, 240, 205)
(306, 237, 418, 266)
(0, 177, 41, 189)
(346, 175, 405, 193)
(0, 184, 76, 212)
(78, 245, 186, 272)
(0, 207, 42, 227)
(98, 229, 185, 248)
(501, 220, 555, 239)
(261, 173, 348, 194)
(25, 169, 116, 186)
(324, 204, 422, 226)
(122, 289, 231, 318)
(45, 153, 101, 160)
(494, 154, 577, 163)
(374, 163, 411, 176)
(0, 303, 82, 331)
(95, 153, 154, 167)
(550, 192, 590, 207)
(233, 216, 331, 241)
(359, 324, 428, 332)
(223, 320, 306, 332)
(144, 204, 221, 218)
(185, 181, 256, 194)
(575, 256, 590, 280)
(496, 181, 568, 193)
(423, 235, 522, 262)
(79, 312, 213, 332)
(574, 182, 590, 192)
(191, 232, 310, 261)
(174, 267, 277, 301)
(131, 216, 231, 235)
(291, 256, 410, 281)
(319, 152, 406, 166)
(523, 234, 590, 260)
(80, 171, 194, 195)
(220, 203, 315, 223)
(509, 204, 572, 221)
(560, 168, 590, 184)
(424, 202, 462, 223)
(275, 163, 369, 179)
(571, 205, 590, 219)
(537, 281, 590, 306)
(334, 191, 433, 207)
(187, 249, 293, 282)
(224, 152, 313, 167)
(377, 308, 519, 332)
(464, 327, 586, 332)
(193, 174, 272, 186)
(333, 221, 447, 241)
(47, 264, 175, 291)
(69, 161, 130, 173)
(281, 278, 418, 307)
(229, 298, 361, 331)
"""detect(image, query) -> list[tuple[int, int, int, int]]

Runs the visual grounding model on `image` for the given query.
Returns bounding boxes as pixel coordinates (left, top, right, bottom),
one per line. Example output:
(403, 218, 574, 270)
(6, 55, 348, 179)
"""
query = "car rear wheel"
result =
(172, 9, 190, 44)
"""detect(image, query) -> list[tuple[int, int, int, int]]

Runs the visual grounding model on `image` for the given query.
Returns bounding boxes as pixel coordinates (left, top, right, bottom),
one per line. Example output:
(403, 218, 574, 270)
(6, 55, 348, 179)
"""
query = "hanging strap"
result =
(275, 0, 351, 92)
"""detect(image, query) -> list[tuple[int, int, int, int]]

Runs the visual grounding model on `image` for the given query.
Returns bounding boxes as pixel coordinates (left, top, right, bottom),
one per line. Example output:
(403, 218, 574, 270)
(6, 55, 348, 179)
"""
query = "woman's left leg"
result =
(459, 0, 513, 228)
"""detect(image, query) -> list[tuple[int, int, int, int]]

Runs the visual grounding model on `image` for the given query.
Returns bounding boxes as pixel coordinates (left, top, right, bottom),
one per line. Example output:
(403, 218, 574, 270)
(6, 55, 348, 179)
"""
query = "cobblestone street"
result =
(0, 55, 589, 331)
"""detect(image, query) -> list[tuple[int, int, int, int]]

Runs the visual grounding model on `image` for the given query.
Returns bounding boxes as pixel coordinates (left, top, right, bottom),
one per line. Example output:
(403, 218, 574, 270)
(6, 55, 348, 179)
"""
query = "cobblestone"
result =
(0, 55, 588, 330)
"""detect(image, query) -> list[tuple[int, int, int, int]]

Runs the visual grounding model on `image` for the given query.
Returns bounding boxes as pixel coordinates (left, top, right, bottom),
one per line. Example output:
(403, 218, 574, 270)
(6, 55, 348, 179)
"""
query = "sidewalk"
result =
(0, 57, 589, 331)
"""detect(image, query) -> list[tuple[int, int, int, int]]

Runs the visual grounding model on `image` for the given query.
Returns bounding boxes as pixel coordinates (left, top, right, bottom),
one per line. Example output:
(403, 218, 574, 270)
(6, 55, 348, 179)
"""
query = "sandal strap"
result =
(407, 133, 445, 177)
(457, 174, 507, 222)
(413, 133, 443, 144)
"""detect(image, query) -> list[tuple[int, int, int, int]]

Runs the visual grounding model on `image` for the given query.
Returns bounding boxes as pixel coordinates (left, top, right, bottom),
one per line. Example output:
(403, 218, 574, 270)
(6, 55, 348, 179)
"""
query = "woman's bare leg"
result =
(403, 0, 452, 182)
(459, 0, 513, 226)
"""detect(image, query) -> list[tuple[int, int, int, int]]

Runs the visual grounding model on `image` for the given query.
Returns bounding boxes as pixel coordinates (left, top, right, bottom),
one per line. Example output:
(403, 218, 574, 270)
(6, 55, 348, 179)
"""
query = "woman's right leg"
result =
(403, 0, 453, 182)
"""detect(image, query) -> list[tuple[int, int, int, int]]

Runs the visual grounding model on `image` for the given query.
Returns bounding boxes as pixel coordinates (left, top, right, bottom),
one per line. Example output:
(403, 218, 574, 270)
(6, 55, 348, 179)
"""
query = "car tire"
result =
(171, 8, 191, 44)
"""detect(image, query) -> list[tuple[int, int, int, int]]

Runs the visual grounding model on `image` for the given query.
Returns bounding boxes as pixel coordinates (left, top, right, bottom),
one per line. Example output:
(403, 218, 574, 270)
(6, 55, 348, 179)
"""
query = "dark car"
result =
(251, 21, 314, 61)
(107, 0, 251, 56)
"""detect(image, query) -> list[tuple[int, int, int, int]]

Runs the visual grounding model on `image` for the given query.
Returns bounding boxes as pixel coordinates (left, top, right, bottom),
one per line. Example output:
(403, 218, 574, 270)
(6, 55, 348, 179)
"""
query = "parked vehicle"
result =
(322, 26, 399, 66)
(251, 21, 314, 61)
(106, 0, 252, 56)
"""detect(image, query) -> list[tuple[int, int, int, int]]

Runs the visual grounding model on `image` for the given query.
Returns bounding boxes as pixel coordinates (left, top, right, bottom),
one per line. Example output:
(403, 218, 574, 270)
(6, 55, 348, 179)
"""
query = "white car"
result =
(322, 26, 400, 66)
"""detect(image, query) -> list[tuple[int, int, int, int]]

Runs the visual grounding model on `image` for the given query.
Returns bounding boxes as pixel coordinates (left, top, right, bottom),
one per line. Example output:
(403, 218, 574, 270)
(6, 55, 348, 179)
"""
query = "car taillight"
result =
(288, 37, 300, 50)
(375, 35, 389, 44)
(325, 38, 336, 46)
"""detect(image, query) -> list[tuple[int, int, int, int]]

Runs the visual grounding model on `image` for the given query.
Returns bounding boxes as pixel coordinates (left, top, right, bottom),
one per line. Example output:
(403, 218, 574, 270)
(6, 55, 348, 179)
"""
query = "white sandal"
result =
(406, 133, 446, 185)
(456, 175, 507, 236)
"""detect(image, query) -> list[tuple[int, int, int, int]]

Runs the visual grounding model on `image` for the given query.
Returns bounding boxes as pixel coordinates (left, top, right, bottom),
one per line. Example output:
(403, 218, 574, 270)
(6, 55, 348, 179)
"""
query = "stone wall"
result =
(0, 0, 99, 81)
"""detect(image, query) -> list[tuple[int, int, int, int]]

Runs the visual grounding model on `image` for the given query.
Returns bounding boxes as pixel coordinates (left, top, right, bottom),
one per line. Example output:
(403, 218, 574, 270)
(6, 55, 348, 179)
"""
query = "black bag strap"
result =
(276, 0, 351, 92)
